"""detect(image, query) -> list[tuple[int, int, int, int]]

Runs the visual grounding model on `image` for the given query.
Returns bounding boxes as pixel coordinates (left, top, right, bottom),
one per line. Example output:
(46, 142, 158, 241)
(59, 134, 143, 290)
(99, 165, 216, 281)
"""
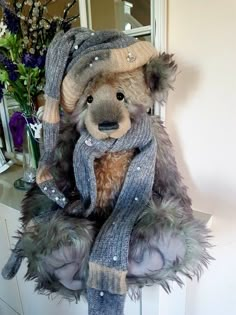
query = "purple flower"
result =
(2, 58, 19, 81)
(22, 52, 37, 68)
(0, 55, 18, 81)
(22, 52, 46, 69)
(3, 8, 20, 34)
(9, 112, 34, 151)
(8, 70, 18, 81)
(9, 112, 26, 151)
(36, 54, 46, 69)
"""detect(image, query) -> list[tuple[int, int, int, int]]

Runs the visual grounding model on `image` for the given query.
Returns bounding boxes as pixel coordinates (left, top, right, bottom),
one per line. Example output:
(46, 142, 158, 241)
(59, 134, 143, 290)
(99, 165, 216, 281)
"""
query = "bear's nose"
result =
(98, 121, 119, 131)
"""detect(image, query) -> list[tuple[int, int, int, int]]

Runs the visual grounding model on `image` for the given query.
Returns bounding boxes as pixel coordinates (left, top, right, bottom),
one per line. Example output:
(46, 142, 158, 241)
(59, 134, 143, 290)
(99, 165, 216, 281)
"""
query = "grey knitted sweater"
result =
(73, 114, 157, 315)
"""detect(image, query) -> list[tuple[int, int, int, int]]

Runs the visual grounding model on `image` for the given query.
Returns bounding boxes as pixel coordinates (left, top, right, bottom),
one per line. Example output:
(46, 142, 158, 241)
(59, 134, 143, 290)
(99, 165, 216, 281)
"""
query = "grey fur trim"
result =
(151, 116, 192, 214)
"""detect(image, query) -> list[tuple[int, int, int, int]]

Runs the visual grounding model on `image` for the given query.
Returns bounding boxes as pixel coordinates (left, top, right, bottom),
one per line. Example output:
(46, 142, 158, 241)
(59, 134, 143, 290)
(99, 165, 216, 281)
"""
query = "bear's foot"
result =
(127, 197, 212, 290)
(20, 213, 96, 298)
(128, 231, 186, 277)
(43, 245, 86, 291)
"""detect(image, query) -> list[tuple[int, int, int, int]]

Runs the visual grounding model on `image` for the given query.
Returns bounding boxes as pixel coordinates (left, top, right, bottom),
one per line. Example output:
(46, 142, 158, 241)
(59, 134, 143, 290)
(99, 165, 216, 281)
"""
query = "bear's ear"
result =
(145, 53, 177, 103)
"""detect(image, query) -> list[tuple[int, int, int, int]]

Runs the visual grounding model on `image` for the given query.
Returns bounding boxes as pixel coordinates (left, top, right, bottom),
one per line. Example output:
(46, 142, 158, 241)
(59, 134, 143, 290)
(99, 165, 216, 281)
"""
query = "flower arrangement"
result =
(0, 0, 79, 115)
(0, 0, 79, 184)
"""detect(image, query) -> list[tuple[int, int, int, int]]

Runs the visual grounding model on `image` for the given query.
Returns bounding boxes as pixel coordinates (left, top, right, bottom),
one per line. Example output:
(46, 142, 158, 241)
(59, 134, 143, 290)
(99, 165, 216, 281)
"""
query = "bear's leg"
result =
(2, 240, 23, 280)
(128, 197, 211, 288)
(20, 213, 96, 294)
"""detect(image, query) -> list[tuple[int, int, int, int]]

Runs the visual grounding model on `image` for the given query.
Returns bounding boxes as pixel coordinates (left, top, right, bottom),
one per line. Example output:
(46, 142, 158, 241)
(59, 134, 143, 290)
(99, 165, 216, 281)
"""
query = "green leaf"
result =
(18, 63, 27, 75)
(0, 38, 9, 48)
(0, 70, 9, 82)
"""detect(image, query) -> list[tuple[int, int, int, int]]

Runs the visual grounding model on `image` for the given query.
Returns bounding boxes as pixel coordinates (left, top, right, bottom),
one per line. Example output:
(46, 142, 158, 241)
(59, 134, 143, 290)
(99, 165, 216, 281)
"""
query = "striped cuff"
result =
(87, 262, 127, 295)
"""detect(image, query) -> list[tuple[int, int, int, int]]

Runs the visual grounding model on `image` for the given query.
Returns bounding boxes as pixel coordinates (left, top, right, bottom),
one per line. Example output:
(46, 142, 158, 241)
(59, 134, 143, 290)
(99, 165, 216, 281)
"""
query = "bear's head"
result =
(71, 53, 177, 140)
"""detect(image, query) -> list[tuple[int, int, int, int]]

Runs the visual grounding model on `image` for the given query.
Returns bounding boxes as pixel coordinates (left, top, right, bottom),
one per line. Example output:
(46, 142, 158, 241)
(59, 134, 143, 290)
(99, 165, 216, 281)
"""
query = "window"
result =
(88, 0, 151, 42)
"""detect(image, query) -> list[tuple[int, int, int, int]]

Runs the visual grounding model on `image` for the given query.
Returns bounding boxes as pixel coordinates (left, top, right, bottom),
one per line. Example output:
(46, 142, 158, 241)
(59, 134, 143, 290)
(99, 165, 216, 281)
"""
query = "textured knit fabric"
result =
(39, 122, 59, 165)
(87, 289, 126, 315)
(44, 29, 81, 100)
(37, 29, 80, 183)
(65, 29, 136, 74)
(73, 114, 157, 315)
(38, 179, 68, 208)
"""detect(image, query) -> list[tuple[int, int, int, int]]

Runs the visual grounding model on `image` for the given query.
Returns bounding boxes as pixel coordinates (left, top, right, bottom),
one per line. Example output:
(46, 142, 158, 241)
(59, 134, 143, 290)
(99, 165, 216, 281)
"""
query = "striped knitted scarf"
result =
(73, 114, 157, 315)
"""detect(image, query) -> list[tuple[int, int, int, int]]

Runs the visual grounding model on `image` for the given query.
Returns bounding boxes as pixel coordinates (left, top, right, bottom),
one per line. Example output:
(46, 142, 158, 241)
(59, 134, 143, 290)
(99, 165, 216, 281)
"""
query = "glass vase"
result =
(14, 122, 40, 190)
(22, 123, 40, 183)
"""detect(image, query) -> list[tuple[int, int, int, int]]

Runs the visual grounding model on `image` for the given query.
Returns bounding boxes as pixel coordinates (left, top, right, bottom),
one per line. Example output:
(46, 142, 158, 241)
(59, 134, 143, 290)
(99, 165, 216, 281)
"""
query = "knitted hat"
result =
(44, 27, 157, 117)
(37, 27, 157, 204)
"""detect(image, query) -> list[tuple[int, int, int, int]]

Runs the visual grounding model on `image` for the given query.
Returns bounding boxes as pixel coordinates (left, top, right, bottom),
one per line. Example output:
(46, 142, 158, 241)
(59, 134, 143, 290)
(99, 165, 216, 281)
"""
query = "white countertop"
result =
(0, 165, 25, 211)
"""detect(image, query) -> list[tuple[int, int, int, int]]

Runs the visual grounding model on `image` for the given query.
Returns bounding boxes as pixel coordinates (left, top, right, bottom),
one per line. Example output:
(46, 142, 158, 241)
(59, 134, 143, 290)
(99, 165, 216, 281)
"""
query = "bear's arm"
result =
(151, 116, 192, 215)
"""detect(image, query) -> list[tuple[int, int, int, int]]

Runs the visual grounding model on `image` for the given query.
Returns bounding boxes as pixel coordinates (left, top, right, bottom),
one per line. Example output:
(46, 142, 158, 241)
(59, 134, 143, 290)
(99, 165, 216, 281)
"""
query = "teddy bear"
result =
(2, 28, 211, 315)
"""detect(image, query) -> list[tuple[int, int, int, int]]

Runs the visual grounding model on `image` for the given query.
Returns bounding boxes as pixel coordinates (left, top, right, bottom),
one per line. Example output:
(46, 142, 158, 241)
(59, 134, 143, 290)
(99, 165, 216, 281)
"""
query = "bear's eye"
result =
(116, 92, 124, 101)
(87, 95, 93, 104)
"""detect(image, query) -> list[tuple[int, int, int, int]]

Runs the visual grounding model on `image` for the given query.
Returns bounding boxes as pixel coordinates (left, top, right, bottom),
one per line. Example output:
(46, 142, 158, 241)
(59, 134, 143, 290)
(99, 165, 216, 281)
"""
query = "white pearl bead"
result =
(137, 166, 141, 171)
(85, 138, 93, 146)
(95, 56, 99, 61)
(43, 187, 47, 191)
(91, 32, 95, 36)
(89, 63, 93, 67)
(52, 189, 55, 193)
(134, 197, 139, 201)
(113, 256, 118, 261)
(55, 197, 59, 201)
(62, 197, 66, 201)
(74, 45, 78, 50)
(100, 291, 104, 297)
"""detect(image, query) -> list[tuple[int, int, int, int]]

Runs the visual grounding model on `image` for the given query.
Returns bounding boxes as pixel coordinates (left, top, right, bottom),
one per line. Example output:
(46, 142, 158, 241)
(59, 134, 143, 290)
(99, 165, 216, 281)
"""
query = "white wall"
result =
(167, 1, 236, 315)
